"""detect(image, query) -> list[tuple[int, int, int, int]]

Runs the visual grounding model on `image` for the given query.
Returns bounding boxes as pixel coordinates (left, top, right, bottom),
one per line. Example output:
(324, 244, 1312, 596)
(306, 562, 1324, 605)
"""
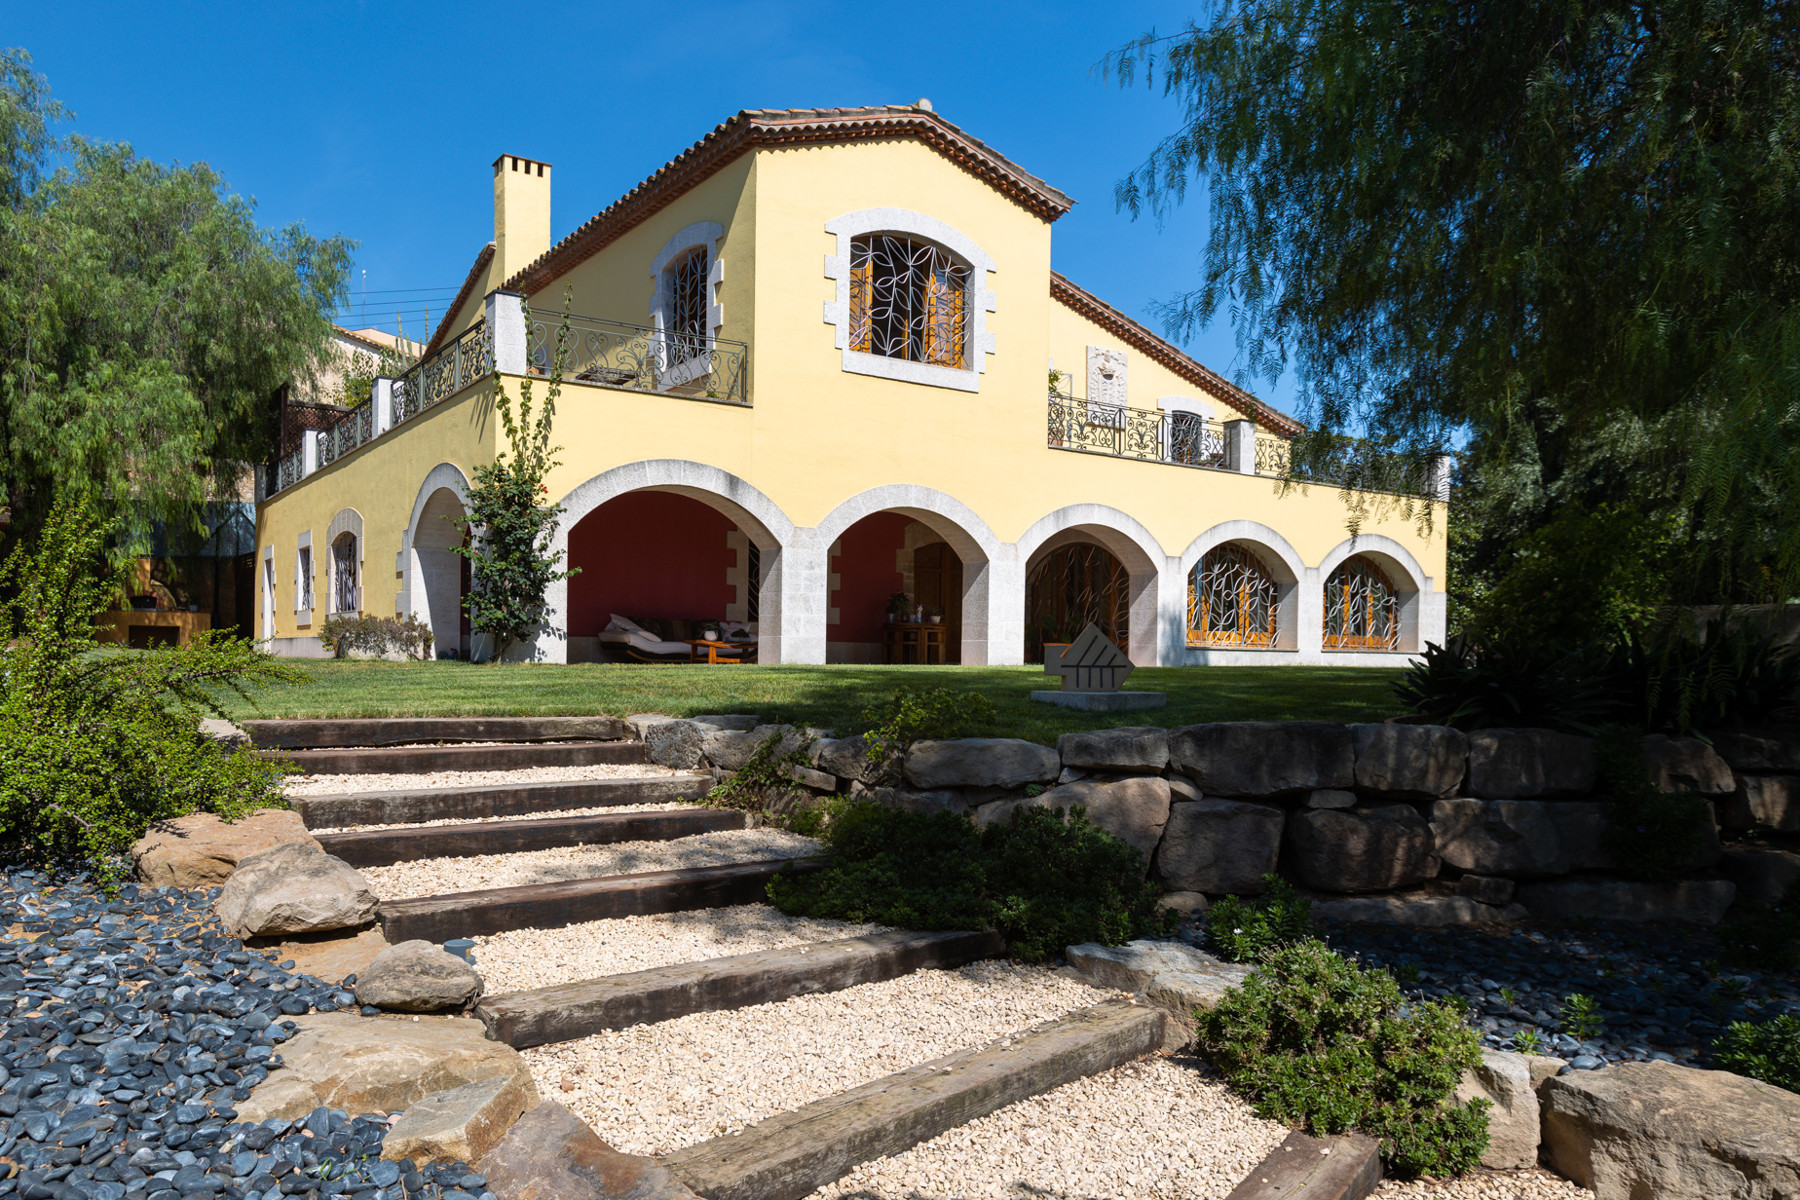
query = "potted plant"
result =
(926, 607, 943, 625)
(886, 592, 910, 623)
(704, 626, 719, 642)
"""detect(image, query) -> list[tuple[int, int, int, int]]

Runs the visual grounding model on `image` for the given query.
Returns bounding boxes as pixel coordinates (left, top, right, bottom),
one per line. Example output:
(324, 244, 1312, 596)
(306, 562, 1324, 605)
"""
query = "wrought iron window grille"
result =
(1323, 554, 1401, 650)
(332, 534, 358, 614)
(526, 309, 748, 406)
(1188, 543, 1281, 647)
(848, 234, 970, 369)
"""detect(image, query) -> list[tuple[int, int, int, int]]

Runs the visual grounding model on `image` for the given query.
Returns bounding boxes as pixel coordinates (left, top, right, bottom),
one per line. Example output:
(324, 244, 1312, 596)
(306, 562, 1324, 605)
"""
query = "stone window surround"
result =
(325, 508, 365, 616)
(294, 531, 314, 626)
(823, 208, 997, 394)
(649, 222, 725, 388)
(260, 545, 276, 641)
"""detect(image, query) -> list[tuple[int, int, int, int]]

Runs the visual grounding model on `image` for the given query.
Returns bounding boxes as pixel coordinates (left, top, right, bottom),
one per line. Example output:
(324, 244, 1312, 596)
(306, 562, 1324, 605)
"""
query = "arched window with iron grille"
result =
(848, 234, 969, 368)
(331, 532, 358, 615)
(1188, 543, 1281, 647)
(1323, 554, 1400, 650)
(665, 246, 709, 368)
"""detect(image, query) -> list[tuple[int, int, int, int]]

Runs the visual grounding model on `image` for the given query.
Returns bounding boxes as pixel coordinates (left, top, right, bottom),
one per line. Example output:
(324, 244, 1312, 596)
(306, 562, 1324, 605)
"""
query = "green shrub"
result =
(1713, 1015, 1800, 1093)
(1206, 875, 1314, 962)
(859, 686, 996, 767)
(1559, 993, 1604, 1041)
(1390, 638, 1616, 733)
(707, 730, 816, 819)
(1717, 881, 1800, 972)
(0, 494, 299, 873)
(1595, 727, 1715, 883)
(1200, 940, 1489, 1177)
(767, 800, 1172, 959)
(319, 612, 434, 660)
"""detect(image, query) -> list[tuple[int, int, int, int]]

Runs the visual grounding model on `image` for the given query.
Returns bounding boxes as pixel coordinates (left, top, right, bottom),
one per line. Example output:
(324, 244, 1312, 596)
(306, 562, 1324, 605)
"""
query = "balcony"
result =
(527, 310, 748, 407)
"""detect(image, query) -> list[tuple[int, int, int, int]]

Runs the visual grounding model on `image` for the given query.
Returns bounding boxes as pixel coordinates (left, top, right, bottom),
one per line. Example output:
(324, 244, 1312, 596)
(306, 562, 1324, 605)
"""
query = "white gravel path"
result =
(359, 828, 820, 899)
(283, 762, 686, 797)
(812, 1055, 1286, 1200)
(311, 801, 705, 835)
(473, 903, 890, 993)
(1375, 1170, 1591, 1198)
(525, 960, 1121, 1156)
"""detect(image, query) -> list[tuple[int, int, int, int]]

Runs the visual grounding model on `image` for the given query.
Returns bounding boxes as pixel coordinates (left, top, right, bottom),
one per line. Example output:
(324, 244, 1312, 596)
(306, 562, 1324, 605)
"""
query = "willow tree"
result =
(1105, 3, 1800, 629)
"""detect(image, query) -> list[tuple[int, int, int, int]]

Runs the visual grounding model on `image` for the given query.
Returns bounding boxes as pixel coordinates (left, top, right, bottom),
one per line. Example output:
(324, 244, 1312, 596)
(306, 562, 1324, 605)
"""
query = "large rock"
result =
(976, 778, 1171, 861)
(354, 940, 484, 1012)
(1516, 878, 1736, 925)
(1455, 1049, 1538, 1170)
(1719, 846, 1800, 907)
(237, 1012, 536, 1123)
(1711, 728, 1800, 773)
(903, 738, 1060, 790)
(857, 785, 969, 817)
(480, 1101, 700, 1199)
(382, 1072, 537, 1166)
(1641, 735, 1736, 795)
(1313, 894, 1521, 927)
(702, 724, 809, 772)
(213, 842, 377, 938)
(1456, 874, 1516, 905)
(1721, 775, 1800, 832)
(1542, 1060, 1800, 1199)
(1284, 805, 1440, 893)
(1169, 722, 1353, 798)
(814, 733, 884, 784)
(254, 926, 391, 985)
(1153, 799, 1284, 894)
(643, 720, 705, 770)
(134, 809, 321, 890)
(1429, 798, 1616, 876)
(1467, 728, 1597, 799)
(1351, 723, 1469, 799)
(1065, 940, 1251, 1050)
(1055, 726, 1169, 773)
(198, 718, 251, 748)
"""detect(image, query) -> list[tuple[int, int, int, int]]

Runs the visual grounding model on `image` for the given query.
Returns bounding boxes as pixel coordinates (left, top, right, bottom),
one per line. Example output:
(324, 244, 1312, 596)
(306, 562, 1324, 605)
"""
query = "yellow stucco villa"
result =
(255, 103, 1447, 667)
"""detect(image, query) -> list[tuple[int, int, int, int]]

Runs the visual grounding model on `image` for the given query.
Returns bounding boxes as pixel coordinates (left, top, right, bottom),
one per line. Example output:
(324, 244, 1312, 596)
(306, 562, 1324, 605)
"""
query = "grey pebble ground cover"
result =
(0, 872, 485, 1200)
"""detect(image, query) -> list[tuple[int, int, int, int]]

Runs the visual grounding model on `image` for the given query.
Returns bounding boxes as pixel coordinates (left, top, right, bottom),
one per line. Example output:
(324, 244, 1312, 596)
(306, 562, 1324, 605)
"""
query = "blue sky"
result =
(11, 1, 1298, 416)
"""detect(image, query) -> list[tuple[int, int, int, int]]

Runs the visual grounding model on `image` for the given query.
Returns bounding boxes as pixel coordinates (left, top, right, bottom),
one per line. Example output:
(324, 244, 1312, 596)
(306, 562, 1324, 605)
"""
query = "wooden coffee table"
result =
(685, 638, 746, 664)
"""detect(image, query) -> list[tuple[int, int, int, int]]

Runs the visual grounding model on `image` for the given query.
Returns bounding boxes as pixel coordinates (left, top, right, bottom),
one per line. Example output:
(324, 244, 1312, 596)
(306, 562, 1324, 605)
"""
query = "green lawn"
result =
(221, 661, 1410, 744)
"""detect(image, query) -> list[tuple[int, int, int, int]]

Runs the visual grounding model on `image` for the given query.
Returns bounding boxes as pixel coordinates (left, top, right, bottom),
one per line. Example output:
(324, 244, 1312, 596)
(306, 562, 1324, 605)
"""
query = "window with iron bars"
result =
(1323, 554, 1400, 650)
(332, 533, 358, 614)
(666, 247, 709, 367)
(848, 234, 969, 369)
(1188, 543, 1280, 647)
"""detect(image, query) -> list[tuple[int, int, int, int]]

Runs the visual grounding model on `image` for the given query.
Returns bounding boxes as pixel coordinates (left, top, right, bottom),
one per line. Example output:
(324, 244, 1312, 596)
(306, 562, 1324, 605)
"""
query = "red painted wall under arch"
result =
(566, 491, 738, 636)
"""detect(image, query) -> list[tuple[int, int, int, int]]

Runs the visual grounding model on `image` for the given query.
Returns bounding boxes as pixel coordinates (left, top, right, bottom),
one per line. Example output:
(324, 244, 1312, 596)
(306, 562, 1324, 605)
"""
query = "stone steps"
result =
(660, 999, 1167, 1200)
(314, 807, 748, 868)
(244, 716, 630, 748)
(291, 774, 713, 829)
(269, 740, 648, 776)
(376, 856, 827, 942)
(474, 928, 1007, 1048)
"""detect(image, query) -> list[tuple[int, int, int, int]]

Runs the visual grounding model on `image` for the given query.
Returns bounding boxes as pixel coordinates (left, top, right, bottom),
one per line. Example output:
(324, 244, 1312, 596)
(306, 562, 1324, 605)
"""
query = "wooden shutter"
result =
(849, 243, 873, 353)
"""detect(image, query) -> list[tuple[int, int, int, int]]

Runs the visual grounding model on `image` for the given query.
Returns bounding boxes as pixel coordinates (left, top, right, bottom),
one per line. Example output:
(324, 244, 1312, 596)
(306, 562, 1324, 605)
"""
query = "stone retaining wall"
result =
(635, 713, 1800, 925)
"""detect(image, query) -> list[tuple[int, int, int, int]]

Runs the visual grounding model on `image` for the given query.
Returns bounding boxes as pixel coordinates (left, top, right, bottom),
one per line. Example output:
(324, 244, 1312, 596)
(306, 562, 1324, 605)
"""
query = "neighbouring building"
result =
(253, 103, 1448, 666)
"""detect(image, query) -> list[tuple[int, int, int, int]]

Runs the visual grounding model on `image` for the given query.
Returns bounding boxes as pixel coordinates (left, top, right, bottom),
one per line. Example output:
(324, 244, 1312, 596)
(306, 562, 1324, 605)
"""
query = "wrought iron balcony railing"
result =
(1047, 391, 1229, 471)
(526, 310, 749, 406)
(393, 320, 493, 426)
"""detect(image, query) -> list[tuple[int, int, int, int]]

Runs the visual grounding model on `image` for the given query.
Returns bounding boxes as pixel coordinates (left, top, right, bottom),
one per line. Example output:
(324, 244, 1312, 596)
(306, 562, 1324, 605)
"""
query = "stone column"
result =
(1157, 556, 1190, 666)
(769, 528, 829, 665)
(969, 547, 1025, 667)
(1224, 419, 1257, 474)
(301, 431, 321, 478)
(373, 379, 396, 436)
(486, 290, 530, 376)
(1296, 565, 1324, 661)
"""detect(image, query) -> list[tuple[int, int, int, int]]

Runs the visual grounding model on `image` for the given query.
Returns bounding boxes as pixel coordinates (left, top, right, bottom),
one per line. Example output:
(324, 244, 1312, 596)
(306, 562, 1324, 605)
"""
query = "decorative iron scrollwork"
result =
(526, 310, 748, 405)
(849, 234, 969, 368)
(1189, 543, 1281, 647)
(1323, 554, 1400, 650)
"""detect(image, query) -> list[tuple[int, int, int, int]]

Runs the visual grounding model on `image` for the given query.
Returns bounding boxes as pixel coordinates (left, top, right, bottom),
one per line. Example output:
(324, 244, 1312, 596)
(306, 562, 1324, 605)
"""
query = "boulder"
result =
(1711, 728, 1800, 773)
(1454, 1048, 1538, 1170)
(482, 1101, 700, 1199)
(625, 713, 674, 739)
(1055, 726, 1169, 773)
(1429, 798, 1615, 876)
(213, 842, 377, 938)
(1467, 728, 1597, 799)
(702, 725, 809, 772)
(1065, 939, 1251, 1050)
(1720, 775, 1800, 832)
(1312, 894, 1522, 927)
(903, 738, 1060, 790)
(1284, 805, 1440, 894)
(1169, 722, 1353, 798)
(642, 720, 704, 770)
(133, 809, 321, 890)
(1641, 735, 1736, 796)
(976, 777, 1171, 861)
(252, 926, 391, 985)
(1157, 891, 1210, 918)
(382, 1072, 537, 1166)
(1153, 799, 1284, 894)
(1456, 874, 1516, 905)
(814, 733, 884, 784)
(237, 1012, 536, 1123)
(354, 940, 484, 1012)
(859, 786, 969, 817)
(1350, 723, 1469, 799)
(1304, 789, 1357, 810)
(1541, 1060, 1800, 1199)
(689, 714, 760, 732)
(1719, 846, 1800, 907)
(1168, 775, 1202, 803)
(1515, 878, 1736, 925)
(198, 718, 251, 748)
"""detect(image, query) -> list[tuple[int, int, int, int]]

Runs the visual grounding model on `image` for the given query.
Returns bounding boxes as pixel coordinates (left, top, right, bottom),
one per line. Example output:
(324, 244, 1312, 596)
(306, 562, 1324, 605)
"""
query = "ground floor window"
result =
(295, 545, 313, 613)
(332, 532, 358, 614)
(1189, 543, 1280, 647)
(1323, 554, 1400, 650)
(1027, 543, 1128, 661)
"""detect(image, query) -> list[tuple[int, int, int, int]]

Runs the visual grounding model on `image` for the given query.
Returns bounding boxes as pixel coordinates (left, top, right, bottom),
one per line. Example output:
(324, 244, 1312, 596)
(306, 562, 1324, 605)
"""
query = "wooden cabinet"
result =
(883, 621, 948, 664)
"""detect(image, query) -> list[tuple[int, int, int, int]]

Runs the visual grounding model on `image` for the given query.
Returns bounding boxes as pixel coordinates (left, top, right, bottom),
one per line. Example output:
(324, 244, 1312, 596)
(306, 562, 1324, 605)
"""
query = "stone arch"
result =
(324, 508, 365, 615)
(1175, 520, 1308, 656)
(1318, 534, 1429, 653)
(402, 464, 472, 660)
(1017, 505, 1166, 666)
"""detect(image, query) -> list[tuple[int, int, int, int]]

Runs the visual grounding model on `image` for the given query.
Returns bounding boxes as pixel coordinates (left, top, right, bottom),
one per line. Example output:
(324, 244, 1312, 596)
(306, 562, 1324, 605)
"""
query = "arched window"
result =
(1323, 555, 1399, 650)
(664, 246, 709, 368)
(1189, 544, 1279, 647)
(331, 532, 358, 615)
(849, 234, 969, 368)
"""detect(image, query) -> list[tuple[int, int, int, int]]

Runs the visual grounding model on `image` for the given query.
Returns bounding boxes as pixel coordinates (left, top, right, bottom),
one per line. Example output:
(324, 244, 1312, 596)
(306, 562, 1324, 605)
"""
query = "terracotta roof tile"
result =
(422, 242, 495, 357)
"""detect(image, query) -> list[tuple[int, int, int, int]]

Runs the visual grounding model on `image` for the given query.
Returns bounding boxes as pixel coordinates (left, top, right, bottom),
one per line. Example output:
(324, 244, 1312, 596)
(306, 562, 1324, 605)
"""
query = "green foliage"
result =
(0, 494, 297, 872)
(1104, 2, 1800, 611)
(1717, 882, 1800, 973)
(1615, 616, 1800, 735)
(1205, 875, 1314, 963)
(1512, 1028, 1544, 1055)
(1200, 941, 1489, 1176)
(707, 730, 817, 820)
(858, 686, 996, 767)
(1391, 639, 1616, 733)
(767, 801, 1173, 960)
(319, 613, 434, 661)
(0, 50, 353, 553)
(1714, 1016, 1800, 1093)
(454, 295, 578, 661)
(1560, 994, 1604, 1042)
(1595, 727, 1715, 883)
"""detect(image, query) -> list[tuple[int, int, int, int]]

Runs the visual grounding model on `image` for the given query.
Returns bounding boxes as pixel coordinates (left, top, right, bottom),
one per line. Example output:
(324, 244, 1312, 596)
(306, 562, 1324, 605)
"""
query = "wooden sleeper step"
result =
(314, 807, 748, 868)
(476, 928, 1007, 1048)
(661, 999, 1167, 1200)
(1224, 1130, 1383, 1200)
(244, 715, 630, 749)
(268, 739, 648, 776)
(376, 857, 827, 943)
(290, 774, 711, 829)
